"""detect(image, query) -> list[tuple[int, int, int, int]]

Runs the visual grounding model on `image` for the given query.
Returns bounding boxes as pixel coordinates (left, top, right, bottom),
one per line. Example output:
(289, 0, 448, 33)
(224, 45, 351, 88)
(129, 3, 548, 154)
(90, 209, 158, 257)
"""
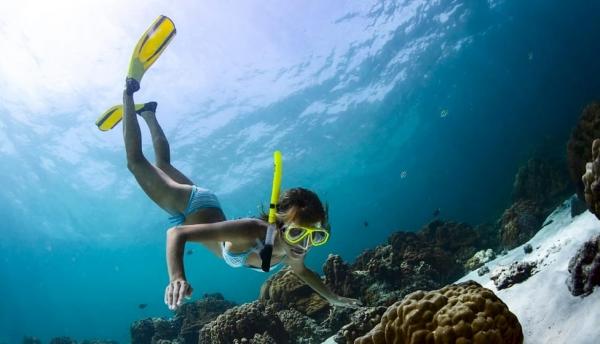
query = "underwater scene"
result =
(3, 0, 600, 343)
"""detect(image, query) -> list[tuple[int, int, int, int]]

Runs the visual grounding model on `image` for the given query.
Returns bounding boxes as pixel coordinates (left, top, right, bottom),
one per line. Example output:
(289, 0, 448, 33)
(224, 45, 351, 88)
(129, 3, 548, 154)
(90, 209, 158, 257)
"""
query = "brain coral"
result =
(354, 281, 523, 344)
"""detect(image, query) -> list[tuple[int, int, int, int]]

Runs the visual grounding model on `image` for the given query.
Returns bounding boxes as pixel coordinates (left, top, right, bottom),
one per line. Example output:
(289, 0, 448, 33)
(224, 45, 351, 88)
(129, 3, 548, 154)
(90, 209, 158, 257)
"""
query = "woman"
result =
(122, 81, 361, 311)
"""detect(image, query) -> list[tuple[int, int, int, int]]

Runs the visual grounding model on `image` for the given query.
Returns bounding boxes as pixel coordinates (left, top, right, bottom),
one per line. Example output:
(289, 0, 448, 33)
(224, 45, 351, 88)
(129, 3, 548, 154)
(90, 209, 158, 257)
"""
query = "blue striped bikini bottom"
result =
(168, 185, 222, 225)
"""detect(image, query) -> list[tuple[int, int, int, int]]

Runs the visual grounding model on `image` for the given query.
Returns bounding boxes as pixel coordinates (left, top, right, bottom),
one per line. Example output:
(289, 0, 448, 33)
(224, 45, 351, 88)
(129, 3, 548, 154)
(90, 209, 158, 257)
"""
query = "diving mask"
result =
(283, 223, 330, 247)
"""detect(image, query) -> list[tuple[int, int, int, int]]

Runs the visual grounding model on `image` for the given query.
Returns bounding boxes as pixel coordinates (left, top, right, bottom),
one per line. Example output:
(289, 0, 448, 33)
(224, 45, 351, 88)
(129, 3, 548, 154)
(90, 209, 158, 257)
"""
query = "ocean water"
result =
(1, 0, 600, 343)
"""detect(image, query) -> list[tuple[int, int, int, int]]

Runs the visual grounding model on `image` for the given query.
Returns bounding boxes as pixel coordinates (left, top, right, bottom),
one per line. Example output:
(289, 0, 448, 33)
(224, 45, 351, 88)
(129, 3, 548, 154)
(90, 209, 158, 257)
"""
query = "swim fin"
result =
(95, 102, 157, 131)
(127, 15, 176, 84)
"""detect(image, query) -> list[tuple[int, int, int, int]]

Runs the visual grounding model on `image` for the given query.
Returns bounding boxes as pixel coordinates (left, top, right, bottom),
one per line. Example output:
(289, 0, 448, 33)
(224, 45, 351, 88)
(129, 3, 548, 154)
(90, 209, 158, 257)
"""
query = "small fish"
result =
(138, 304, 147, 309)
(364, 221, 369, 227)
(432, 208, 440, 218)
(187, 249, 194, 255)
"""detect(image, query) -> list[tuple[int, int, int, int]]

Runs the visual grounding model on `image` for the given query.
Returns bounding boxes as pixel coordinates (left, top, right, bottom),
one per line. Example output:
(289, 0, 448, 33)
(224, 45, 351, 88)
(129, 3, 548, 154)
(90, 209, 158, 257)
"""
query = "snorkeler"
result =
(112, 14, 360, 311)
(121, 82, 361, 310)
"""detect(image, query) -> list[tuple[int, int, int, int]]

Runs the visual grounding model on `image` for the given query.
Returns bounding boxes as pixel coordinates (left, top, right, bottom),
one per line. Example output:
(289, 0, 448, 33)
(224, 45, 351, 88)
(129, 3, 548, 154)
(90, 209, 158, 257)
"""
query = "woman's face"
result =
(280, 220, 327, 260)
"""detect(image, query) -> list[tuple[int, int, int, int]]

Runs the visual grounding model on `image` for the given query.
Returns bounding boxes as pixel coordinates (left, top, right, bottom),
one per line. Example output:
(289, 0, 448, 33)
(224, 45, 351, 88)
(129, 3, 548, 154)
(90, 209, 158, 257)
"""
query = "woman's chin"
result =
(289, 247, 306, 258)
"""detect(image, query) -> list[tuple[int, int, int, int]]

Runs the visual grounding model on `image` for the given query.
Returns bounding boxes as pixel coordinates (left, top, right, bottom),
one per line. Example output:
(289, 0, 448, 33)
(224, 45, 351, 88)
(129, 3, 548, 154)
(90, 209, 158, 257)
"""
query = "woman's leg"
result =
(123, 90, 190, 214)
(139, 105, 195, 186)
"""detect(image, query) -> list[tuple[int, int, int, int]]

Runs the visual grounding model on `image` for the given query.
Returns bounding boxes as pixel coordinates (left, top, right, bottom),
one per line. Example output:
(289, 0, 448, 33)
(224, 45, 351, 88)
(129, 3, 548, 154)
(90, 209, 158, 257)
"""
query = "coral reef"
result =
(567, 102, 600, 201)
(354, 281, 523, 344)
(130, 293, 235, 344)
(322, 254, 363, 299)
(131, 318, 180, 344)
(567, 234, 600, 296)
(498, 157, 572, 249)
(332, 307, 387, 344)
(490, 261, 538, 290)
(260, 268, 330, 320)
(499, 200, 545, 249)
(277, 309, 330, 343)
(582, 139, 600, 219)
(176, 293, 236, 343)
(198, 301, 288, 344)
(232, 333, 277, 344)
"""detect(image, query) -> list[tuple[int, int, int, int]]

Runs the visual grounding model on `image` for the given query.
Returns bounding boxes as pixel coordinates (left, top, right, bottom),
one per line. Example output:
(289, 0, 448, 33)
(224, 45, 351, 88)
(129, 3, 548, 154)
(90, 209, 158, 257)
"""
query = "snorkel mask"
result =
(283, 223, 330, 248)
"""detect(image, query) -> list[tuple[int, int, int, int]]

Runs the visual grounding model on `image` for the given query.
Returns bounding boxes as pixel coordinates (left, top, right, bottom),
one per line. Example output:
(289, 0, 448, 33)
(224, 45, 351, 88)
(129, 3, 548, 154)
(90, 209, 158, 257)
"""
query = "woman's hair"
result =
(259, 187, 329, 230)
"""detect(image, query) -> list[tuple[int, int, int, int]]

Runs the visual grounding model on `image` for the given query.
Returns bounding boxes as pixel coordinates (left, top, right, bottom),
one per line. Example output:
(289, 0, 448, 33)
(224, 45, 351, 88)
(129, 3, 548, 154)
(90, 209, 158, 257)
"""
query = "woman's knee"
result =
(126, 155, 148, 174)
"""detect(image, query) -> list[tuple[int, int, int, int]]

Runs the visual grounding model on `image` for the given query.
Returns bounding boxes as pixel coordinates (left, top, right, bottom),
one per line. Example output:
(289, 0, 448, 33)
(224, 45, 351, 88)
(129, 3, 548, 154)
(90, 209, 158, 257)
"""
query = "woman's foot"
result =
(136, 101, 158, 121)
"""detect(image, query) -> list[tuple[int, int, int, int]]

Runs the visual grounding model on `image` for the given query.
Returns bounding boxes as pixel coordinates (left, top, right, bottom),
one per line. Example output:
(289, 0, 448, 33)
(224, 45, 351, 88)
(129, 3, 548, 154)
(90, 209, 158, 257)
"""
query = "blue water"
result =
(2, 1, 600, 343)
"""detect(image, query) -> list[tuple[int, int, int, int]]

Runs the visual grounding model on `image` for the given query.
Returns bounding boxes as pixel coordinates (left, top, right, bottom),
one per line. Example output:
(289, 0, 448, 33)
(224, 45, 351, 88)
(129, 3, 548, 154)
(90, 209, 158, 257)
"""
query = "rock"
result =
(512, 158, 571, 209)
(582, 139, 600, 220)
(354, 281, 523, 344)
(491, 261, 538, 290)
(477, 265, 490, 276)
(464, 249, 496, 271)
(567, 102, 600, 201)
(571, 195, 588, 217)
(567, 234, 600, 296)
(524, 244, 533, 254)
(499, 200, 545, 249)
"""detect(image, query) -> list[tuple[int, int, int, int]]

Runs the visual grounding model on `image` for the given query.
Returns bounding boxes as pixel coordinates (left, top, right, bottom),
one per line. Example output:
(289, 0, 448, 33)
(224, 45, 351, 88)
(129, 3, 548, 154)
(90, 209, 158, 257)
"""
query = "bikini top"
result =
(221, 239, 286, 272)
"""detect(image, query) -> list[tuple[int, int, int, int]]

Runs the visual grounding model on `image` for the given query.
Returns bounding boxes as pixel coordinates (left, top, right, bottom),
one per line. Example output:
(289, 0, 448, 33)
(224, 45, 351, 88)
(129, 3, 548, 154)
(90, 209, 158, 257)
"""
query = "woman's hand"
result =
(330, 295, 362, 308)
(164, 278, 193, 310)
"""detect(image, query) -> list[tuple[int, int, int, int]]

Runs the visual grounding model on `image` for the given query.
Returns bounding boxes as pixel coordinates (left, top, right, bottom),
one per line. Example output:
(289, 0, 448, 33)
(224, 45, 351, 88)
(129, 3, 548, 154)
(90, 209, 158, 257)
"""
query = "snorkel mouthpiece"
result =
(260, 151, 283, 272)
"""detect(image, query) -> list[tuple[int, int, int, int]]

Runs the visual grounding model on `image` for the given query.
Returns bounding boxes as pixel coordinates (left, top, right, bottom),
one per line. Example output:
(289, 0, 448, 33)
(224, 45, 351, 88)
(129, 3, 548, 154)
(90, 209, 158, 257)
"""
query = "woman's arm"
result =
(164, 219, 264, 310)
(287, 259, 362, 308)
(166, 218, 263, 279)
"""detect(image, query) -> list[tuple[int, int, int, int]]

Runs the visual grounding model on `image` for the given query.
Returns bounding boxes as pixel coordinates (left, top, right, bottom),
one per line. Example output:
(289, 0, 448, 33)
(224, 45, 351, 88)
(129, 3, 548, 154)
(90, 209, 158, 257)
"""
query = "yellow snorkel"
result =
(260, 150, 283, 272)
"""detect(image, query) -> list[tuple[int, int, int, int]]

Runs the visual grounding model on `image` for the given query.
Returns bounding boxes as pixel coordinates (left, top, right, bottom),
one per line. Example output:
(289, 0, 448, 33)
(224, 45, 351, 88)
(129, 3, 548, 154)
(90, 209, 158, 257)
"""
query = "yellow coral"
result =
(355, 281, 522, 344)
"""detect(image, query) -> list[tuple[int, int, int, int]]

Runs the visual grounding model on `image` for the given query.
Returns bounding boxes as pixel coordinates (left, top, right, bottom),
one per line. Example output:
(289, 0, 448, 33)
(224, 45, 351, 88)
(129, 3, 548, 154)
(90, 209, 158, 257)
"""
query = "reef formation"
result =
(354, 281, 523, 344)
(119, 152, 587, 343)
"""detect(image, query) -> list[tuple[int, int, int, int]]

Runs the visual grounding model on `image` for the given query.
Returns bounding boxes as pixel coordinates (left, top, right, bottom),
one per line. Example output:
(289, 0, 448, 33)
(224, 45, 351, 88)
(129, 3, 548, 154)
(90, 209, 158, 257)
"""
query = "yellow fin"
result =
(96, 104, 145, 131)
(127, 15, 176, 82)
